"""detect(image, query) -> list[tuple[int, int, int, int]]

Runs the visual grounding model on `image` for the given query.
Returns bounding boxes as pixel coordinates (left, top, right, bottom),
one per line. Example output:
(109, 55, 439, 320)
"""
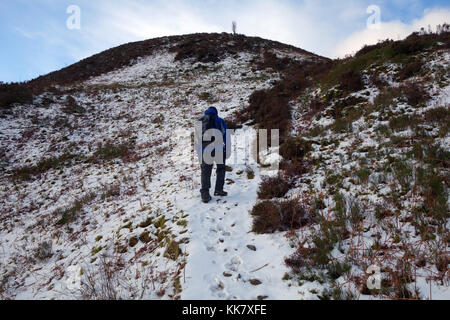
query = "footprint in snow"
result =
(210, 278, 226, 293)
(225, 256, 243, 272)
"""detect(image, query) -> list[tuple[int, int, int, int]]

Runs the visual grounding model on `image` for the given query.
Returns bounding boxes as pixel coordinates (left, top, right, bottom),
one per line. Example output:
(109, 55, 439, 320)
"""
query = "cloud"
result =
(335, 7, 450, 57)
(74, 0, 368, 59)
(3, 0, 450, 82)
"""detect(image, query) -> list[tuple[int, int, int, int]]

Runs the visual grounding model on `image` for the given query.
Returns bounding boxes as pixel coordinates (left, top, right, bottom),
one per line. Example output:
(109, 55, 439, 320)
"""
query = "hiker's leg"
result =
(200, 161, 213, 197)
(215, 154, 226, 192)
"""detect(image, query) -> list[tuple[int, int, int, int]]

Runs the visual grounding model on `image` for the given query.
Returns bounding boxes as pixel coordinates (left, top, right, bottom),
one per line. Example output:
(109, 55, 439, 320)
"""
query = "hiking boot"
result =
(202, 194, 212, 203)
(214, 190, 228, 197)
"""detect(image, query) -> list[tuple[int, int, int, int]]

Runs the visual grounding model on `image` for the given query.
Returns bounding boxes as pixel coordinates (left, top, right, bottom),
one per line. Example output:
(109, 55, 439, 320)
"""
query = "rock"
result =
(249, 279, 262, 286)
(247, 245, 257, 251)
(226, 178, 235, 185)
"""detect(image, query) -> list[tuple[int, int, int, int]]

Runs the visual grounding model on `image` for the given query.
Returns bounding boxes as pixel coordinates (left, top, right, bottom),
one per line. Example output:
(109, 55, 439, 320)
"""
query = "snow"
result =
(284, 48, 450, 300)
(0, 48, 296, 300)
(180, 128, 303, 300)
(270, 48, 314, 63)
(1, 42, 448, 301)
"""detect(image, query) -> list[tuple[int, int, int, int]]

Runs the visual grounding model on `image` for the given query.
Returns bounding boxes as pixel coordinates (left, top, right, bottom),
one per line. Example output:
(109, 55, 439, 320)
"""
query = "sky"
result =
(1, 0, 449, 82)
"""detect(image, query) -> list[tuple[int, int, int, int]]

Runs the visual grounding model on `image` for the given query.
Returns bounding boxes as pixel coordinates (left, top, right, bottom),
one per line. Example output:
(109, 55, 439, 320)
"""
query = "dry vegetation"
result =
(247, 29, 450, 300)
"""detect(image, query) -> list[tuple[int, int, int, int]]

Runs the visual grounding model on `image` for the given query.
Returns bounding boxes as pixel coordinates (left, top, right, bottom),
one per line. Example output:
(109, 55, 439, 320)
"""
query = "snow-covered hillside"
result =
(0, 32, 448, 300)
(0, 42, 311, 299)
(280, 40, 450, 300)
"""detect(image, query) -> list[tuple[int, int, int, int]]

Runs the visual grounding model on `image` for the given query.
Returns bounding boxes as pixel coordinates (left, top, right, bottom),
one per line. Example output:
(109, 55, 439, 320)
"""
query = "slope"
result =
(0, 34, 325, 299)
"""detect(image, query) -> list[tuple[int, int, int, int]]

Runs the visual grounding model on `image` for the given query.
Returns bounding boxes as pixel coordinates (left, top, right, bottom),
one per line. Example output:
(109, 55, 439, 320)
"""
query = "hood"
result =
(204, 107, 218, 116)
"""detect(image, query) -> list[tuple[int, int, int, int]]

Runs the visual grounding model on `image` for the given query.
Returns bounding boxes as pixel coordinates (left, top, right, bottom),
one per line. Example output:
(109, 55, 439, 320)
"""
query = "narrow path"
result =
(178, 129, 301, 300)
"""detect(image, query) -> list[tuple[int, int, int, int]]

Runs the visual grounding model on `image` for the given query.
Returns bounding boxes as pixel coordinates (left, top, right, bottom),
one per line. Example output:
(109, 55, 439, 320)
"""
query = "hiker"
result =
(196, 107, 231, 203)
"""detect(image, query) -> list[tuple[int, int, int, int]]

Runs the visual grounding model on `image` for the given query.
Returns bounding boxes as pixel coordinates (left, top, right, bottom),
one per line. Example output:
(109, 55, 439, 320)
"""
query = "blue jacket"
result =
(204, 107, 228, 144)
(200, 107, 231, 158)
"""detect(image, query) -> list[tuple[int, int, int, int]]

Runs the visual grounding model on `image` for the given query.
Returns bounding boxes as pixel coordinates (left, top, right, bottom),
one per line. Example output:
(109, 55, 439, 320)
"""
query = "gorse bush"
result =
(355, 39, 394, 57)
(0, 82, 33, 109)
(245, 89, 291, 138)
(370, 73, 389, 89)
(398, 59, 423, 80)
(374, 87, 402, 109)
(389, 114, 414, 131)
(399, 82, 430, 106)
(333, 118, 353, 133)
(391, 33, 431, 56)
(251, 198, 313, 234)
(280, 159, 309, 178)
(374, 82, 429, 111)
(338, 70, 364, 93)
(279, 137, 312, 162)
(251, 201, 281, 234)
(424, 107, 450, 124)
(237, 53, 332, 141)
(308, 98, 328, 115)
(257, 174, 291, 200)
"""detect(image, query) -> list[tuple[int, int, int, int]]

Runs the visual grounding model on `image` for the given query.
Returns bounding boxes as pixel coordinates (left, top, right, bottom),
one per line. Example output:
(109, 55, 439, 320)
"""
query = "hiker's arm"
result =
(194, 120, 203, 161)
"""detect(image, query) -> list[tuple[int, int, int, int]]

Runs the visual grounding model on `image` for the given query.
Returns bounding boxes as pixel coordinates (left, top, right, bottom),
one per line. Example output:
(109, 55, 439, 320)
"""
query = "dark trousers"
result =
(200, 154, 226, 196)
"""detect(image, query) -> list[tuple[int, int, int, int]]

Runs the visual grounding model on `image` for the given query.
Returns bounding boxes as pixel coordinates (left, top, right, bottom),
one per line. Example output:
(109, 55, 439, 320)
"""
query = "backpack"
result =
(201, 114, 217, 151)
